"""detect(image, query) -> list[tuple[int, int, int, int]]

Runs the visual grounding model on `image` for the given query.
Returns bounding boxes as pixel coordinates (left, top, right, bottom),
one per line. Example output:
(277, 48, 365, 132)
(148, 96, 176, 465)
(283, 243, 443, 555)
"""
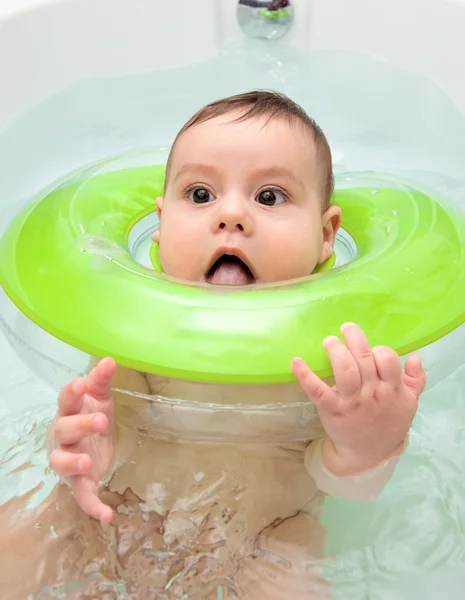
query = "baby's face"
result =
(153, 113, 341, 285)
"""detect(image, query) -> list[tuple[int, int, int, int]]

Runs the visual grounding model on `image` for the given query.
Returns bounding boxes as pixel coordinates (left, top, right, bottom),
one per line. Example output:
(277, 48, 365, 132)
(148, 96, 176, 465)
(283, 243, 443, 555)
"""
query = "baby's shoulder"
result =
(112, 365, 150, 395)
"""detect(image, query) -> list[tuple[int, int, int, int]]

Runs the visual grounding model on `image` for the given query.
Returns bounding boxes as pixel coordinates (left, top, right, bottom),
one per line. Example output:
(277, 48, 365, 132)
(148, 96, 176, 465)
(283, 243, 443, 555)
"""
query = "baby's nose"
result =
(216, 196, 250, 233)
(219, 220, 244, 232)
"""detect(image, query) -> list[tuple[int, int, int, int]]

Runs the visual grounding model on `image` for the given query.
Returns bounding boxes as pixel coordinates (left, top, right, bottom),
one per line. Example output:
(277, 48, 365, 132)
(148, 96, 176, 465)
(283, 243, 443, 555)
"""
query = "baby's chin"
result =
(160, 251, 257, 286)
(162, 266, 257, 286)
(165, 262, 318, 287)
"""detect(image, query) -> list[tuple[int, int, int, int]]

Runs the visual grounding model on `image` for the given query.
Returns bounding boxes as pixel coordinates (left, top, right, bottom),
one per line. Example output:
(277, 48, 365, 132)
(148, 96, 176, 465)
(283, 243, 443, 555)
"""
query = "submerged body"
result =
(0, 368, 400, 599)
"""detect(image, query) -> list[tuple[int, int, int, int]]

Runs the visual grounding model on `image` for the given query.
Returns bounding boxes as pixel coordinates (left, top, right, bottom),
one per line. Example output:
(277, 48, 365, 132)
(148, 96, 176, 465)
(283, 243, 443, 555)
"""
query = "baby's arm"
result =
(293, 323, 426, 502)
(49, 357, 150, 522)
(303, 434, 406, 502)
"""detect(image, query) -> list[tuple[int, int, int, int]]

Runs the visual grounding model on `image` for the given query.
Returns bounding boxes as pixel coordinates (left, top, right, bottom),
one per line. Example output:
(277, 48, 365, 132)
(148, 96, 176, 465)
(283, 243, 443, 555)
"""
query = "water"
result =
(0, 332, 57, 508)
(324, 362, 465, 599)
(1, 39, 465, 599)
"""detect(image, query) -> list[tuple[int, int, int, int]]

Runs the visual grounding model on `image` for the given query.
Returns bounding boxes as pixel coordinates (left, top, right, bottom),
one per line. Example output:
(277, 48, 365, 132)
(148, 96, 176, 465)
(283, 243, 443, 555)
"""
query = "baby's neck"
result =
(144, 375, 308, 406)
(114, 377, 312, 444)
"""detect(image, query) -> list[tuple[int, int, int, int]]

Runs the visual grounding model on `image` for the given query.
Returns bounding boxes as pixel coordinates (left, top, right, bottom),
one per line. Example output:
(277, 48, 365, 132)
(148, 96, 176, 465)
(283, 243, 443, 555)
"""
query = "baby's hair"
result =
(164, 90, 334, 209)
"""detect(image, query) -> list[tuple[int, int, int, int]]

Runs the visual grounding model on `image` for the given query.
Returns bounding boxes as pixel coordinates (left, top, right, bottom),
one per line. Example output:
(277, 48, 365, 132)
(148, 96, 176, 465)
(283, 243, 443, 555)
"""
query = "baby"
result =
(0, 91, 426, 600)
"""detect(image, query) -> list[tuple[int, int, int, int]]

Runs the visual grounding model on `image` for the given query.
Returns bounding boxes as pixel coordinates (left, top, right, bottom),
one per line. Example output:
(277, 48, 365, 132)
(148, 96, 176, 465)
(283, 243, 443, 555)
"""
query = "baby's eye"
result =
(255, 189, 287, 206)
(188, 188, 216, 204)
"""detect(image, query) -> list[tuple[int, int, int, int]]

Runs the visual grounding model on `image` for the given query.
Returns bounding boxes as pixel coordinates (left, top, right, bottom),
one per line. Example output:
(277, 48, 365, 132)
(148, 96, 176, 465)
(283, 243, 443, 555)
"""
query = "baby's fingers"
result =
(403, 354, 426, 396)
(71, 476, 113, 523)
(372, 346, 402, 386)
(291, 357, 337, 412)
(54, 412, 109, 445)
(323, 336, 361, 398)
(49, 449, 92, 478)
(87, 358, 116, 402)
(340, 323, 377, 385)
(58, 378, 87, 417)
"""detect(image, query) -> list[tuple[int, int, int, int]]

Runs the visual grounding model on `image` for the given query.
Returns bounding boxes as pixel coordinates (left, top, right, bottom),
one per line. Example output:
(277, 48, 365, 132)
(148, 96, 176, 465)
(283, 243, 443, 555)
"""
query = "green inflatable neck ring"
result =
(0, 164, 464, 384)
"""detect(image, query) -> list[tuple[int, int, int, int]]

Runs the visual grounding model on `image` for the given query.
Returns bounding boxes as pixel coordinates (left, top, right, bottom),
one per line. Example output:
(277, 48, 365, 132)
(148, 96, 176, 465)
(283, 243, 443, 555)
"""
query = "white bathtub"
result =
(1, 2, 465, 599)
(1, 0, 465, 125)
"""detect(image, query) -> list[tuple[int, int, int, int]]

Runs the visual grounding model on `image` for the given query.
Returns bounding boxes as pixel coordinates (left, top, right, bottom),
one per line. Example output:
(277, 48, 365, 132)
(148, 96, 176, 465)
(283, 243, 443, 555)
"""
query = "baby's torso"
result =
(110, 371, 325, 556)
(1, 367, 329, 600)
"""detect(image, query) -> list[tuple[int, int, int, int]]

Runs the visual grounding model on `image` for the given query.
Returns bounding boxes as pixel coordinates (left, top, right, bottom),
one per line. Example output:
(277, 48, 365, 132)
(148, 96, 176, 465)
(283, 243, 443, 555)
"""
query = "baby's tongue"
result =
(209, 257, 252, 285)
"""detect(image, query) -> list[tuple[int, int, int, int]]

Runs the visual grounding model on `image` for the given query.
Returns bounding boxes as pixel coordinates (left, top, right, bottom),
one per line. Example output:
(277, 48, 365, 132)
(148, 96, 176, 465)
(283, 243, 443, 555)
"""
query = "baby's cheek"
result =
(159, 229, 197, 279)
(281, 230, 321, 278)
(269, 250, 317, 282)
(165, 254, 204, 282)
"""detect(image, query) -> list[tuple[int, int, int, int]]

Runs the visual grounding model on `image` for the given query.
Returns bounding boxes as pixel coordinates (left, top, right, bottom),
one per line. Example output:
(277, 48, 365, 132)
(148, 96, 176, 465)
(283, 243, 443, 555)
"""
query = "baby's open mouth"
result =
(205, 254, 256, 286)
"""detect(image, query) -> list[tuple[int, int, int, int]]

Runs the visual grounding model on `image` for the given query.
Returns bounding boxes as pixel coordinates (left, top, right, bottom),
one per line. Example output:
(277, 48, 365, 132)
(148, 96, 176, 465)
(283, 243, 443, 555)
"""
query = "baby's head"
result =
(153, 90, 341, 285)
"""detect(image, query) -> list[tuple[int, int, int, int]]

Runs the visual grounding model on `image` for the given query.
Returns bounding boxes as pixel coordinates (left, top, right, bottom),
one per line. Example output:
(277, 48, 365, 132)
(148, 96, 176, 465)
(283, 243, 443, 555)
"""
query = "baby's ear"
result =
(152, 196, 164, 242)
(156, 196, 164, 218)
(318, 205, 342, 264)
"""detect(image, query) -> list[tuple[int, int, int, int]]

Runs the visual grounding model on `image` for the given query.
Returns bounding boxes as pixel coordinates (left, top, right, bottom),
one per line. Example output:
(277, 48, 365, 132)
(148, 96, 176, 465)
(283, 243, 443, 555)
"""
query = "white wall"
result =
(0, 0, 222, 123)
(0, 0, 464, 123)
(221, 0, 465, 112)
(308, 0, 465, 114)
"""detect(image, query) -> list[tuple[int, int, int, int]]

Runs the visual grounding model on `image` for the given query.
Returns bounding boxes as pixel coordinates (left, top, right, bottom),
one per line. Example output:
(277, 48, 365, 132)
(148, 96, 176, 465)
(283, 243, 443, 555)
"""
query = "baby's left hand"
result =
(292, 323, 426, 476)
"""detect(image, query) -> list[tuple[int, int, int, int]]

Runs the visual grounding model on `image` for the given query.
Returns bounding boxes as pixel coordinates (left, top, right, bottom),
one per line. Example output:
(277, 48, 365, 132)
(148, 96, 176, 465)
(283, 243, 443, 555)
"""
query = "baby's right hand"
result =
(49, 357, 116, 523)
